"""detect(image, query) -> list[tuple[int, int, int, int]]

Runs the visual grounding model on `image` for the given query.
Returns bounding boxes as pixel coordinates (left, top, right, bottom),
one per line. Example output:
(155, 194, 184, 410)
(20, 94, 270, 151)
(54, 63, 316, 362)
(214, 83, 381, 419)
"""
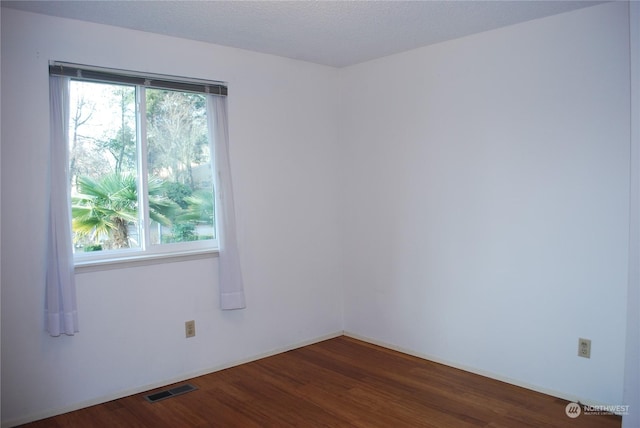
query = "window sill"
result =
(74, 248, 219, 274)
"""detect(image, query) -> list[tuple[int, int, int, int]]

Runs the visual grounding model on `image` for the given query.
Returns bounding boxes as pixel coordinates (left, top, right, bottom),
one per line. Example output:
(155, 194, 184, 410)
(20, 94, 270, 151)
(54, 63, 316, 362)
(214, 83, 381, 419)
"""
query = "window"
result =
(52, 63, 227, 262)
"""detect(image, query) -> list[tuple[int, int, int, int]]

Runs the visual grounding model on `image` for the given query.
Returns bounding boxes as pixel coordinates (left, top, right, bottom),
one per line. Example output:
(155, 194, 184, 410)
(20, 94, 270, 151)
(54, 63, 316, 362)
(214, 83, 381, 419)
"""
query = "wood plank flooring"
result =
(21, 336, 621, 427)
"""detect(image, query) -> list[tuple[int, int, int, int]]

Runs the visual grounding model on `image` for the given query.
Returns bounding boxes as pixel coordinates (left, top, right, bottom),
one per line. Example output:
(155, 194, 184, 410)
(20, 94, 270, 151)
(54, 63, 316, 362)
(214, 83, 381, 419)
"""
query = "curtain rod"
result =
(49, 61, 227, 97)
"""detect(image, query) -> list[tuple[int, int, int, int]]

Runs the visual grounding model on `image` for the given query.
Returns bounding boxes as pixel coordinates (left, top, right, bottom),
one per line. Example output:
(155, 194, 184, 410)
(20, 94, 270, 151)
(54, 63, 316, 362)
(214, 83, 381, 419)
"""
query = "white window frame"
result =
(51, 62, 226, 269)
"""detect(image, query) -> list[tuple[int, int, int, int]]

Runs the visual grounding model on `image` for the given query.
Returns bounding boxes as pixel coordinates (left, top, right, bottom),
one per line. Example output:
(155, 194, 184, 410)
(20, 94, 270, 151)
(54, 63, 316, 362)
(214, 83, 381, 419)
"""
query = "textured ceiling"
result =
(2, 0, 604, 67)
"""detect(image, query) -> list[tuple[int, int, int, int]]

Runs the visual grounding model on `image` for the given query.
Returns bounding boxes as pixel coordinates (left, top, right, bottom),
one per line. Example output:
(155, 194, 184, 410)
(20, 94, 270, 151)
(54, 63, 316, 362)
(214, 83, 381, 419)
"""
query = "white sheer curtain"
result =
(46, 75, 79, 336)
(208, 94, 246, 310)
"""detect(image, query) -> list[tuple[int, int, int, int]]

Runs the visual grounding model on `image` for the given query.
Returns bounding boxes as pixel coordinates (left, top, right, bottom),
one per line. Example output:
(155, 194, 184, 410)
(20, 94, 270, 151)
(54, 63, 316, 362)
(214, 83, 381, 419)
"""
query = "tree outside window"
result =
(68, 81, 215, 254)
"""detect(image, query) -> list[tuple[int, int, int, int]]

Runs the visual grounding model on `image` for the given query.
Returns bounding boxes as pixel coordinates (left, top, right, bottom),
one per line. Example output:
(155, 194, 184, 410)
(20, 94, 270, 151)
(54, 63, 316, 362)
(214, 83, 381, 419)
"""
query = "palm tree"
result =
(72, 173, 176, 249)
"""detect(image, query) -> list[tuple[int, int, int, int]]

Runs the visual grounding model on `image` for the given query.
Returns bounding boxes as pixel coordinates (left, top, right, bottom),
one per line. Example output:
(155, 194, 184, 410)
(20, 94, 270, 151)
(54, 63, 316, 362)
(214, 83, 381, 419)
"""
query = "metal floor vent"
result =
(144, 383, 198, 403)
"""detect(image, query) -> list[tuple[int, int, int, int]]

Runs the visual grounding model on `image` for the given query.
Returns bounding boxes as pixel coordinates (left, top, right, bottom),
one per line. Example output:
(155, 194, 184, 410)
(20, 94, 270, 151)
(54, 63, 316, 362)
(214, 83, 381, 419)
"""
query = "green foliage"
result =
(72, 173, 177, 249)
(177, 189, 215, 226)
(162, 186, 215, 243)
(71, 173, 138, 248)
(164, 223, 197, 243)
(164, 181, 193, 209)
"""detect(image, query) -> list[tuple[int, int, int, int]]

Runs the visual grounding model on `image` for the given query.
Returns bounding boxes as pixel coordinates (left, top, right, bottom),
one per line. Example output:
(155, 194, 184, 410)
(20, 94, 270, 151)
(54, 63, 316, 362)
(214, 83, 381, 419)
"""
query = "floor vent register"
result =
(144, 383, 198, 403)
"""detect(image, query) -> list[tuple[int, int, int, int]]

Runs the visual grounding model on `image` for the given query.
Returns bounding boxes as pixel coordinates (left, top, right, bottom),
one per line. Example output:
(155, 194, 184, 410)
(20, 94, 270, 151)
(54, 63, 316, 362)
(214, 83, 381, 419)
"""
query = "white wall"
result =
(340, 2, 630, 406)
(0, 9, 343, 426)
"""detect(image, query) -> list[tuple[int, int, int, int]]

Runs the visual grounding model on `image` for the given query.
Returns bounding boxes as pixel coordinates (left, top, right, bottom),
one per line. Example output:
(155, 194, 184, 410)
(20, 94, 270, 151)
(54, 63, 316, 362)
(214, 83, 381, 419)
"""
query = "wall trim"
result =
(3, 329, 623, 428)
(1, 331, 343, 428)
(344, 331, 619, 411)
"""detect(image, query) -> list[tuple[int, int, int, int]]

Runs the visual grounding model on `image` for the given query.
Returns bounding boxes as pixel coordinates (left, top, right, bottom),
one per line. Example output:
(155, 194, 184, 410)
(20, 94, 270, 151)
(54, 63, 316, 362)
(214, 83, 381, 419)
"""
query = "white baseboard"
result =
(1, 331, 343, 428)
(343, 331, 614, 410)
(6, 330, 618, 428)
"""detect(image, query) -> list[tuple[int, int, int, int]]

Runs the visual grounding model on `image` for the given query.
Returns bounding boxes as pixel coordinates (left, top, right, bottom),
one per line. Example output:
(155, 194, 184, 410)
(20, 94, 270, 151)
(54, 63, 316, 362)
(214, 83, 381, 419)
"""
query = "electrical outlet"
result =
(578, 338, 591, 358)
(185, 320, 196, 338)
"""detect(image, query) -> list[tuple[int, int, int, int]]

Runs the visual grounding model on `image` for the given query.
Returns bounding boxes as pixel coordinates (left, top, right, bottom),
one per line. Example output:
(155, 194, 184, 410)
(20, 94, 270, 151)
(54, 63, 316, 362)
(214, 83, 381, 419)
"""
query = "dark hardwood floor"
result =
(21, 336, 621, 427)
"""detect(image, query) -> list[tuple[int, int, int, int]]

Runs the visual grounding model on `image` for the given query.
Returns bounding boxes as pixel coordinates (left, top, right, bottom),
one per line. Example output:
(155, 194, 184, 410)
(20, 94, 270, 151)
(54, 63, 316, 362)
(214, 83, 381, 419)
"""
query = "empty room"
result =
(1, 1, 638, 427)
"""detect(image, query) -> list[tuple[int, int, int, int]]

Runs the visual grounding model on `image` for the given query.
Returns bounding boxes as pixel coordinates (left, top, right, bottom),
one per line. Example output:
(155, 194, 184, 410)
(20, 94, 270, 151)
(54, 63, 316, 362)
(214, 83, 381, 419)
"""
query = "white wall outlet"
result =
(185, 320, 196, 338)
(578, 338, 591, 358)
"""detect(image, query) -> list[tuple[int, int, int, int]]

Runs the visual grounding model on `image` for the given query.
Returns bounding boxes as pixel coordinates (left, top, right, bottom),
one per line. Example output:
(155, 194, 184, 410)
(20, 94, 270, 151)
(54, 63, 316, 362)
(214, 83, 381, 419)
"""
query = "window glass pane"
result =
(68, 81, 139, 253)
(145, 89, 215, 245)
